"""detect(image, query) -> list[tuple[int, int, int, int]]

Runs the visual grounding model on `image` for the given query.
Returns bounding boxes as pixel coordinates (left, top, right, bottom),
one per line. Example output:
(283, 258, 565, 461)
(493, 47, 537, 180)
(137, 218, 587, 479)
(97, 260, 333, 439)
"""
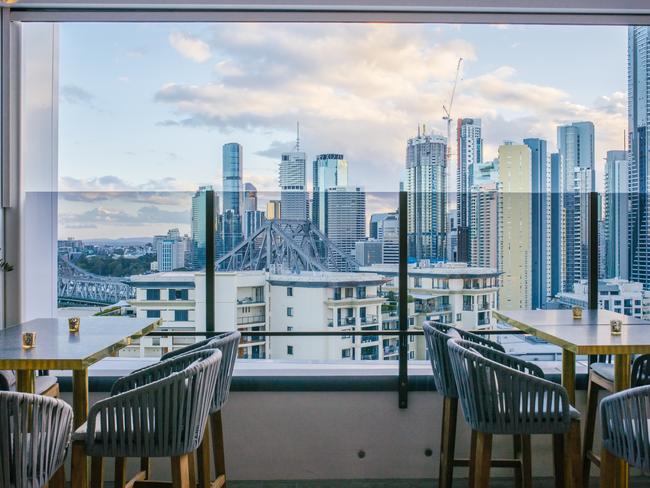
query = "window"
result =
(287, 326, 293, 331)
(146, 310, 161, 318)
(341, 348, 351, 359)
(169, 289, 189, 300)
(20, 18, 631, 368)
(174, 310, 189, 322)
(146, 289, 161, 300)
(287, 345, 294, 356)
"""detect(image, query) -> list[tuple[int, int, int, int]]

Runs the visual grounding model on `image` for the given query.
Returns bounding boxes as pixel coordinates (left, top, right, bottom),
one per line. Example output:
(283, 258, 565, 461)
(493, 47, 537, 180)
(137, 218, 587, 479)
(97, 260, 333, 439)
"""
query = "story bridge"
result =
(57, 256, 135, 306)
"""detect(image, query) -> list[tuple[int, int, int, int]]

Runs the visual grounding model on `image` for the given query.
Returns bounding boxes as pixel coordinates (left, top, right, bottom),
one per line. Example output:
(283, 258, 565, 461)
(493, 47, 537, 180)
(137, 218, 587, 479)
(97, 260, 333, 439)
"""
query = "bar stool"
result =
(600, 384, 650, 486)
(0, 370, 60, 397)
(137, 331, 241, 488)
(0, 390, 73, 488)
(582, 353, 650, 485)
(423, 322, 534, 488)
(448, 338, 582, 488)
(71, 348, 221, 488)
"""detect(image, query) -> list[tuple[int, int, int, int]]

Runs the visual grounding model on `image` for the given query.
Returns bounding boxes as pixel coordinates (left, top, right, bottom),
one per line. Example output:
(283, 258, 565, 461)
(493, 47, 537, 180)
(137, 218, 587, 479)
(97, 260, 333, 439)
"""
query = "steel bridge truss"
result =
(216, 220, 360, 273)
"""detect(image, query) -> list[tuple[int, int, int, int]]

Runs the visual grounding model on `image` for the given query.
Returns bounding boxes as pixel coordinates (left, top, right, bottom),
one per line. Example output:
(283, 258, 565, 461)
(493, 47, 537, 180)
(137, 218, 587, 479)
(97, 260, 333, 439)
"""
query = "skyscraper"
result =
(312, 154, 348, 233)
(456, 118, 483, 262)
(325, 186, 366, 268)
(524, 138, 551, 309)
(497, 143, 532, 310)
(222, 143, 243, 253)
(469, 182, 498, 269)
(280, 130, 308, 220)
(557, 122, 595, 292)
(605, 150, 629, 279)
(191, 186, 219, 269)
(550, 152, 563, 298)
(243, 183, 265, 239)
(405, 130, 447, 262)
(266, 200, 281, 220)
(628, 26, 650, 289)
(369, 211, 399, 264)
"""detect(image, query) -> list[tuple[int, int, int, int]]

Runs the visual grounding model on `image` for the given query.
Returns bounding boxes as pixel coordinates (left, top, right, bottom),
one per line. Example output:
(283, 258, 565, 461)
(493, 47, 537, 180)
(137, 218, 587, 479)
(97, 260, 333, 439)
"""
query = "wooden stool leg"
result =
(90, 457, 104, 488)
(553, 433, 565, 488)
(521, 435, 533, 488)
(472, 431, 492, 488)
(468, 429, 477, 488)
(71, 440, 87, 488)
(210, 410, 227, 487)
(600, 447, 618, 488)
(565, 419, 583, 488)
(582, 378, 601, 486)
(197, 428, 212, 488)
(188, 452, 197, 488)
(438, 396, 458, 488)
(49, 465, 66, 488)
(171, 454, 191, 488)
(140, 457, 151, 480)
(513, 435, 523, 488)
(114, 457, 126, 488)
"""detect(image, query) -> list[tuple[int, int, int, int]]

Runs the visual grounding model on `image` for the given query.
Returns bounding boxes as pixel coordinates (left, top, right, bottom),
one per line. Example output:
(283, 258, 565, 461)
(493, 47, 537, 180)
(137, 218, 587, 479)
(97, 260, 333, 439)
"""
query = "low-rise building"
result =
(124, 272, 198, 357)
(267, 271, 409, 360)
(556, 278, 650, 319)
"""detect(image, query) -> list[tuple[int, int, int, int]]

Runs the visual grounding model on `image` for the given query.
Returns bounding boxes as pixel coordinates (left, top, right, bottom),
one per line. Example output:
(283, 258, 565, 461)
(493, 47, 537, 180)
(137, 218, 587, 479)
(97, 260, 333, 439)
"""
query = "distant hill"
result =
(85, 237, 152, 246)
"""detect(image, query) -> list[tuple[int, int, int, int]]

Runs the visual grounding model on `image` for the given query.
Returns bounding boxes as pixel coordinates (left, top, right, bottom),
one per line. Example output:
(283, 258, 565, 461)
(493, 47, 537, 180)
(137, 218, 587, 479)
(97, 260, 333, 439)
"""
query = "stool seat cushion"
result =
(591, 362, 614, 383)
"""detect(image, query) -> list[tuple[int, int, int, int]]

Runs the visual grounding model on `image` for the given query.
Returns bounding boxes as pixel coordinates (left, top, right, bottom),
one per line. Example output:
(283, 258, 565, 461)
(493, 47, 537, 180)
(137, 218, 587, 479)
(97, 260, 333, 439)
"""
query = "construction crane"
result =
(442, 57, 463, 165)
(438, 57, 463, 260)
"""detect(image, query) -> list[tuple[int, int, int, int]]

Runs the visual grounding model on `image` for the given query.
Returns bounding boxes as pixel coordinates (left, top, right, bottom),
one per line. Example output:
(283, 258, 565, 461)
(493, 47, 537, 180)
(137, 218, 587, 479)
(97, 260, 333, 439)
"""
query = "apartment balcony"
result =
(359, 314, 379, 325)
(237, 297, 265, 306)
(237, 314, 266, 326)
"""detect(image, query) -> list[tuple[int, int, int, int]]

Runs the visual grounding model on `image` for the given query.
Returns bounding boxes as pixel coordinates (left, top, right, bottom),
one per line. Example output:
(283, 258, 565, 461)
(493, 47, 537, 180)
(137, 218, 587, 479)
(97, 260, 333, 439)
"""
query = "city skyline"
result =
(58, 23, 626, 239)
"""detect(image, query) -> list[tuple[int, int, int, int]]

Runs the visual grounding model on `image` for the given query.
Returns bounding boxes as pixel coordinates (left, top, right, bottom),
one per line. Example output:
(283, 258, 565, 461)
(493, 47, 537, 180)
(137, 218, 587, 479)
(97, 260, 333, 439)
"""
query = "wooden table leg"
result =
(612, 354, 631, 488)
(72, 369, 89, 428)
(73, 369, 89, 488)
(16, 369, 35, 393)
(562, 350, 576, 405)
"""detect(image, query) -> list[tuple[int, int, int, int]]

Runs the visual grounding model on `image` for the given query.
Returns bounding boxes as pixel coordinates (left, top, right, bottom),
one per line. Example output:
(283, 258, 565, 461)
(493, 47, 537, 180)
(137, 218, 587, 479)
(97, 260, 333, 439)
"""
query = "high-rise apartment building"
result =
(242, 183, 265, 239)
(497, 143, 532, 310)
(369, 211, 399, 264)
(156, 228, 189, 272)
(280, 145, 308, 220)
(628, 26, 650, 290)
(266, 200, 281, 220)
(550, 152, 563, 299)
(557, 122, 595, 292)
(312, 154, 348, 233)
(191, 186, 219, 269)
(222, 143, 244, 253)
(405, 131, 447, 262)
(469, 182, 498, 269)
(456, 118, 483, 262)
(524, 138, 551, 309)
(605, 150, 629, 279)
(325, 186, 366, 267)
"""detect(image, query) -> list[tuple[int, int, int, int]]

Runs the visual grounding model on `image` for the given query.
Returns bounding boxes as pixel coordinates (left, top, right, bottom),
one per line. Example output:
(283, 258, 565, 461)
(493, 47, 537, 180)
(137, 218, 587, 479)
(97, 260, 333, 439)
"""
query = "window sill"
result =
(52, 358, 590, 393)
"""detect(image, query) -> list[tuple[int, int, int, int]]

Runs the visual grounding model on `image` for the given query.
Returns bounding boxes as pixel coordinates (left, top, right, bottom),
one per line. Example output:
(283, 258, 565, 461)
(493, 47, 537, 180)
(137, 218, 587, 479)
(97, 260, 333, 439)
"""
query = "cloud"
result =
(254, 140, 295, 158)
(169, 31, 212, 63)
(58, 175, 193, 205)
(60, 84, 95, 107)
(151, 23, 623, 190)
(61, 205, 190, 227)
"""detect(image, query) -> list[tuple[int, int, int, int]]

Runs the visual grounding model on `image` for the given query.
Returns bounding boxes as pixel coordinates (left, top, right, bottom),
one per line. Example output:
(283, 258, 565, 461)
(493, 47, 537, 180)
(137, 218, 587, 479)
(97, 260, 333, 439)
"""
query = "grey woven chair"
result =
(582, 353, 650, 485)
(138, 331, 241, 488)
(448, 338, 582, 488)
(70, 348, 222, 488)
(600, 384, 650, 485)
(423, 322, 530, 488)
(435, 322, 506, 352)
(0, 390, 73, 488)
(0, 369, 60, 397)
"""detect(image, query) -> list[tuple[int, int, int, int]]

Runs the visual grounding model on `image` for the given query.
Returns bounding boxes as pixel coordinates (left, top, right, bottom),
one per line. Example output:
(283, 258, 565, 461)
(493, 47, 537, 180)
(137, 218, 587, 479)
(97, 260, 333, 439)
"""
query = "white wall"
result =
(58, 389, 591, 482)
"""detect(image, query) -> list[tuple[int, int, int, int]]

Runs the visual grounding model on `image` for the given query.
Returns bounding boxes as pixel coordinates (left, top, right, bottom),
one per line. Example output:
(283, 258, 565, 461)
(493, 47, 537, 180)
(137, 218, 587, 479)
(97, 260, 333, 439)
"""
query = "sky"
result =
(54, 22, 628, 239)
